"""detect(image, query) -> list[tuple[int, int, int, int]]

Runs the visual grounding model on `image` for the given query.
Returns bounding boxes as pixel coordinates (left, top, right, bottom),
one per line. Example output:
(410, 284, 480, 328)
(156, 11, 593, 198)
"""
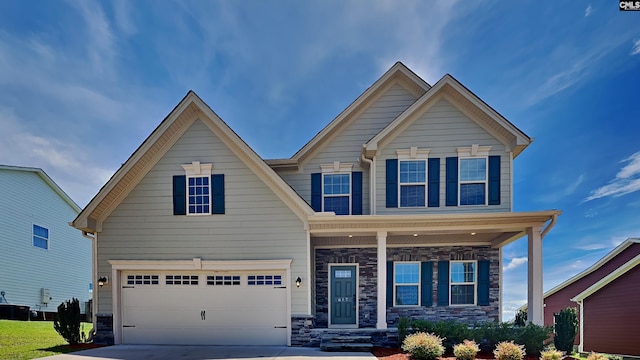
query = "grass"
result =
(0, 320, 94, 360)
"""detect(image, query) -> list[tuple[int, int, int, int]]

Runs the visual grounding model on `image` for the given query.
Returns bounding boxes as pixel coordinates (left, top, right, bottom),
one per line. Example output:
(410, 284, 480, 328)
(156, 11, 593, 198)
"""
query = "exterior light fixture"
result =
(413, 233, 418, 237)
(98, 276, 108, 287)
(470, 232, 477, 236)
(296, 277, 302, 288)
(348, 235, 353, 238)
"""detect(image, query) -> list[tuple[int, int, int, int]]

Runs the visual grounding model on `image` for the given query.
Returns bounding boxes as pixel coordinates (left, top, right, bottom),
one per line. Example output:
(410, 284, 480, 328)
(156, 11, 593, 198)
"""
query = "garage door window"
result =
(248, 275, 282, 286)
(207, 275, 241, 286)
(127, 275, 159, 285)
(166, 275, 199, 285)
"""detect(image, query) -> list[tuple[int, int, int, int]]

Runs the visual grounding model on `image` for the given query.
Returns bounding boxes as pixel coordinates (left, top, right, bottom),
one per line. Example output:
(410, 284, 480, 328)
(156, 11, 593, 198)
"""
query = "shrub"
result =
(402, 332, 445, 360)
(398, 317, 411, 346)
(554, 307, 578, 353)
(453, 340, 480, 360)
(514, 309, 527, 326)
(53, 298, 82, 344)
(587, 353, 609, 360)
(540, 349, 564, 360)
(493, 341, 526, 360)
(476, 322, 517, 351)
(514, 323, 553, 356)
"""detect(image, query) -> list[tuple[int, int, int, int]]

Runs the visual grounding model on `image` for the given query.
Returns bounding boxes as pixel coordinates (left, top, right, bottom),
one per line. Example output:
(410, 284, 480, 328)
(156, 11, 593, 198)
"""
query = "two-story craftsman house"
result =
(72, 62, 559, 346)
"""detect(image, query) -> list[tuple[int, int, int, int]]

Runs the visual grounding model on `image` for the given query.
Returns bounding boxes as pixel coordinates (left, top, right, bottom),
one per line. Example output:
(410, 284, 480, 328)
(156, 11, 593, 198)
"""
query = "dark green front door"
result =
(330, 265, 357, 325)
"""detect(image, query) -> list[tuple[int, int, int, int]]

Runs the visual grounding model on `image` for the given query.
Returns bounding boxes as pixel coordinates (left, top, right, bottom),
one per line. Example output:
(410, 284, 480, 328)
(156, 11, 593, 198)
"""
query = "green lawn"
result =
(0, 320, 93, 360)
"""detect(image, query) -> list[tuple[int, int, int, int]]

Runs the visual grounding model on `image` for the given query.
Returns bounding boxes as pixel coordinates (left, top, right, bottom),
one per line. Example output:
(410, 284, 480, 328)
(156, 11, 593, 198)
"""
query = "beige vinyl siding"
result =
(97, 119, 308, 314)
(376, 98, 512, 214)
(277, 84, 418, 214)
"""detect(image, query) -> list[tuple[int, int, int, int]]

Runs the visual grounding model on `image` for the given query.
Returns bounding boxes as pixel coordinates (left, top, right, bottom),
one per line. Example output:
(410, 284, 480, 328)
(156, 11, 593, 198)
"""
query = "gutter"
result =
(81, 231, 98, 335)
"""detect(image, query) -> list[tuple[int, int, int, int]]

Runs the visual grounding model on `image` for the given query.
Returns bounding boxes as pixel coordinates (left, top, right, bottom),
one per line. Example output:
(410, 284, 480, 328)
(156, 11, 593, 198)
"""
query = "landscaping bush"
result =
(476, 322, 517, 351)
(540, 349, 564, 360)
(453, 339, 480, 360)
(53, 298, 82, 345)
(402, 332, 445, 360)
(554, 307, 578, 353)
(514, 309, 527, 327)
(493, 341, 526, 360)
(398, 316, 411, 345)
(586, 353, 609, 360)
(514, 323, 553, 356)
(411, 319, 473, 351)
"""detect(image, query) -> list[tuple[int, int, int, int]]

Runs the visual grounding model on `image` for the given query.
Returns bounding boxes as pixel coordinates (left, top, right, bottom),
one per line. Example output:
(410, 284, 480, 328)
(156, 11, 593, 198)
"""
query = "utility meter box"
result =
(41, 288, 51, 304)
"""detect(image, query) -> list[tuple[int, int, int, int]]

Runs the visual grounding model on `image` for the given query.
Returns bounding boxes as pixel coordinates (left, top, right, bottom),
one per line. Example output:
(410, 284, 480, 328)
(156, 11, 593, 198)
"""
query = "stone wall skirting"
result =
(314, 246, 501, 328)
(94, 313, 114, 345)
(290, 315, 315, 346)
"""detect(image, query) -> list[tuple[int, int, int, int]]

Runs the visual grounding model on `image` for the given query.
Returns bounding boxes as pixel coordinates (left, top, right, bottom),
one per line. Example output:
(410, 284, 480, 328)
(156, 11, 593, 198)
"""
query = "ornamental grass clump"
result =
(540, 349, 564, 360)
(402, 332, 446, 360)
(587, 353, 609, 360)
(493, 341, 526, 360)
(453, 340, 480, 360)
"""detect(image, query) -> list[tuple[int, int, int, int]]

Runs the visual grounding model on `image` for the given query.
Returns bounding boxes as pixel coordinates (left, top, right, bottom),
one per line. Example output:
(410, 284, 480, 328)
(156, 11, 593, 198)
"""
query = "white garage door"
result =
(120, 271, 288, 345)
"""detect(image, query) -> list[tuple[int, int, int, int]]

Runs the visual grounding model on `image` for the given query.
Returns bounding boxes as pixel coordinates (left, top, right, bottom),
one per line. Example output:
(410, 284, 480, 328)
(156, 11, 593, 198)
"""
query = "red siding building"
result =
(538, 238, 639, 356)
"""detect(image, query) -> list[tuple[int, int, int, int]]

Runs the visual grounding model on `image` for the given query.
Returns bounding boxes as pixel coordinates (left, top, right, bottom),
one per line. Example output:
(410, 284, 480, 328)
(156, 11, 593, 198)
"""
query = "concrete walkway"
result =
(35, 345, 378, 360)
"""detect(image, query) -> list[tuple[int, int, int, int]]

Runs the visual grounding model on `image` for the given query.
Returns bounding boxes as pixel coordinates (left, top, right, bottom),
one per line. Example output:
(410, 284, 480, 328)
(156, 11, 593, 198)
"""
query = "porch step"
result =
(320, 334, 373, 352)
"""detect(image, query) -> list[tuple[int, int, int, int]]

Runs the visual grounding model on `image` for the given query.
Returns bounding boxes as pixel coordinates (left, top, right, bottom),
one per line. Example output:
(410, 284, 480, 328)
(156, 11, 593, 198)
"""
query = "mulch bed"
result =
(371, 348, 577, 360)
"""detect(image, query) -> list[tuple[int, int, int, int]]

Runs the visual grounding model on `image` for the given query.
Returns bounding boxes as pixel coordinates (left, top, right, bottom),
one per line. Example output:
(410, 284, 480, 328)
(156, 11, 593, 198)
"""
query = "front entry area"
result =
(120, 270, 288, 345)
(329, 265, 357, 327)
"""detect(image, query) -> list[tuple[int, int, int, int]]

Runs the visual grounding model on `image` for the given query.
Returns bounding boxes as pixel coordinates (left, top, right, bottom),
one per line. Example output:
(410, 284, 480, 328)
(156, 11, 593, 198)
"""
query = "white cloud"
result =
(503, 257, 528, 271)
(585, 4, 593, 17)
(632, 38, 640, 56)
(585, 151, 640, 201)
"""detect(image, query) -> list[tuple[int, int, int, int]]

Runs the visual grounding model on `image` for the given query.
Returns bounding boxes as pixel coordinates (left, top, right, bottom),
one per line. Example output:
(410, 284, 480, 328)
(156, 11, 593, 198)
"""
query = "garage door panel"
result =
(120, 271, 288, 345)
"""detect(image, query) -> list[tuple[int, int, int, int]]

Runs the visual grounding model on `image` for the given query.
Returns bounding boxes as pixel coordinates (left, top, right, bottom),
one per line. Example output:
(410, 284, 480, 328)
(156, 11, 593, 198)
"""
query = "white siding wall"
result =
(97, 120, 308, 314)
(0, 170, 91, 313)
(376, 99, 512, 214)
(277, 84, 418, 214)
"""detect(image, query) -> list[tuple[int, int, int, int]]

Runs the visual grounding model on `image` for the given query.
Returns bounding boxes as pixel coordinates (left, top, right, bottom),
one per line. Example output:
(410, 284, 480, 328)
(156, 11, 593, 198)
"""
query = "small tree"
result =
(53, 298, 82, 344)
(554, 307, 578, 353)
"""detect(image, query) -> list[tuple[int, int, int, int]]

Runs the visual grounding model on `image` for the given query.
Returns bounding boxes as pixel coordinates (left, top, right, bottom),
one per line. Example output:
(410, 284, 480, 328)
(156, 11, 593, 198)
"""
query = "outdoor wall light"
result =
(98, 276, 108, 287)
(296, 277, 302, 288)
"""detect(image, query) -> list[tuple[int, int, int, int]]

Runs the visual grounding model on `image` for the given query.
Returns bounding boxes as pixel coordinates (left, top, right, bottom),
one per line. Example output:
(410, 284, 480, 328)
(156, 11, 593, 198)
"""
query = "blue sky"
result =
(1, 1, 639, 320)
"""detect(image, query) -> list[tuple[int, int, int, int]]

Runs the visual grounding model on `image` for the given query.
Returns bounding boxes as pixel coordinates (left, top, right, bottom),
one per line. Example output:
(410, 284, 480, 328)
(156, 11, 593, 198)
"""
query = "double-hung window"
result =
(459, 158, 487, 205)
(188, 176, 210, 214)
(33, 224, 49, 250)
(450, 261, 476, 305)
(399, 160, 426, 207)
(394, 262, 420, 306)
(323, 173, 350, 215)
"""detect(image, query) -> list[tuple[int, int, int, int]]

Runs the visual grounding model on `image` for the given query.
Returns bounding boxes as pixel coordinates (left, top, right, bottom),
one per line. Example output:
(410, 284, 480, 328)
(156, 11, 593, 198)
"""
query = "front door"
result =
(329, 265, 357, 326)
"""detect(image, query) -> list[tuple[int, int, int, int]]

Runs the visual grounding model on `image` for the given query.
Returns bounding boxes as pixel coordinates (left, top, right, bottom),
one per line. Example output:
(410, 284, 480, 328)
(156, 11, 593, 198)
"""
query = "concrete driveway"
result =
(35, 345, 377, 360)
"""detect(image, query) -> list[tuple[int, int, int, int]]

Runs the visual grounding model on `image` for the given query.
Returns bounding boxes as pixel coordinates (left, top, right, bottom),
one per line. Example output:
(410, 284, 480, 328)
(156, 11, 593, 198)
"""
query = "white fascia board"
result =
(571, 254, 640, 302)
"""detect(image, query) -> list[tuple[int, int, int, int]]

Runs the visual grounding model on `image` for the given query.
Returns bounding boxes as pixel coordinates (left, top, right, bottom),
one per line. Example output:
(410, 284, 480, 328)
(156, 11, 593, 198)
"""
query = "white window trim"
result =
(32, 224, 49, 251)
(458, 157, 488, 206)
(393, 261, 421, 307)
(396, 148, 430, 208)
(320, 163, 353, 214)
(182, 161, 214, 216)
(449, 260, 477, 306)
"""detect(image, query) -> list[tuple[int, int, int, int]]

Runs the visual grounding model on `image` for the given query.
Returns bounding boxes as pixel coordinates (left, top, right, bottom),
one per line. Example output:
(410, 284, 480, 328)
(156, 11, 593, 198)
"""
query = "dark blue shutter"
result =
(387, 261, 394, 307)
(212, 174, 225, 214)
(352, 172, 363, 215)
(428, 158, 440, 207)
(477, 260, 490, 306)
(445, 157, 458, 206)
(437, 261, 449, 306)
(421, 262, 433, 306)
(488, 156, 501, 205)
(311, 173, 322, 211)
(386, 159, 398, 208)
(172, 175, 186, 215)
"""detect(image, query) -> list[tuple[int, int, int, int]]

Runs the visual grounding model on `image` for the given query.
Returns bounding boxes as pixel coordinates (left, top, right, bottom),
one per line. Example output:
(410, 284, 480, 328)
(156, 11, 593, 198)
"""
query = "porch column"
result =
(376, 231, 388, 329)
(527, 226, 544, 325)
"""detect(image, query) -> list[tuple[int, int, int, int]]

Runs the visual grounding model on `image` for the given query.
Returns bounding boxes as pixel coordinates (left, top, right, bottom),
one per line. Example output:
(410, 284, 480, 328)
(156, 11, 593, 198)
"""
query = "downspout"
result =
(540, 213, 558, 239)
(360, 148, 374, 215)
(82, 230, 98, 337)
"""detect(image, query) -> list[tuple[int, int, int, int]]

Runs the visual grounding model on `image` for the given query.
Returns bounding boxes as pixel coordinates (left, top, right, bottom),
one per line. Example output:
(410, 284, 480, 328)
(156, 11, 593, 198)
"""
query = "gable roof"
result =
(0, 165, 81, 213)
(364, 74, 532, 158)
(571, 254, 640, 302)
(545, 238, 640, 299)
(72, 91, 314, 233)
(267, 62, 430, 169)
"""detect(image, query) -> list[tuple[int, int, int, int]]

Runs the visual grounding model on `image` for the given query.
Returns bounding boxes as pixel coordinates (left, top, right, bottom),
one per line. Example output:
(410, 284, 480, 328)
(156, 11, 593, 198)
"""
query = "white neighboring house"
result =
(0, 165, 91, 318)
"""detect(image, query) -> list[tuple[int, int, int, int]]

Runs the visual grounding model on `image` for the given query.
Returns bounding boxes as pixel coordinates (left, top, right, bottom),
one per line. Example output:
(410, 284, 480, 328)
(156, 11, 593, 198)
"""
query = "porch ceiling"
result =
(308, 210, 560, 248)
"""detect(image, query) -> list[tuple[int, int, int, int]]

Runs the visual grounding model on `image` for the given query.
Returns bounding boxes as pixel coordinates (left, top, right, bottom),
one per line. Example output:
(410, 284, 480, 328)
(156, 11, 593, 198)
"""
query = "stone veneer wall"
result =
(94, 313, 114, 345)
(386, 246, 500, 325)
(313, 246, 500, 330)
(314, 248, 378, 328)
